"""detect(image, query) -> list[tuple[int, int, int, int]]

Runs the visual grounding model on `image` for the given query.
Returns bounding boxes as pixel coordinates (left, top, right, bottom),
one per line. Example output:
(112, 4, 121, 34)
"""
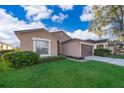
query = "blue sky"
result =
(0, 5, 90, 31)
(0, 5, 98, 46)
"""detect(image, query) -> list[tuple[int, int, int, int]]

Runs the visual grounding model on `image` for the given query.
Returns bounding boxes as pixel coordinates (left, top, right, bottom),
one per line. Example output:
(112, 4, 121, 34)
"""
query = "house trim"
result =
(80, 42, 95, 46)
(94, 42, 108, 49)
(15, 28, 59, 40)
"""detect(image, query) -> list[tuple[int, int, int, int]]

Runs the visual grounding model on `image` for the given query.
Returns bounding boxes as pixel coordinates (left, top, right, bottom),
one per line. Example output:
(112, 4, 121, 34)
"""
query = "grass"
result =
(106, 55, 124, 59)
(0, 59, 124, 88)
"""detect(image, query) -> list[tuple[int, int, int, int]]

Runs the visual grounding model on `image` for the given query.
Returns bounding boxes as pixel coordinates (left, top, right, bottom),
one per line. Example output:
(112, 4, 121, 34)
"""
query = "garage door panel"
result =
(81, 44, 93, 57)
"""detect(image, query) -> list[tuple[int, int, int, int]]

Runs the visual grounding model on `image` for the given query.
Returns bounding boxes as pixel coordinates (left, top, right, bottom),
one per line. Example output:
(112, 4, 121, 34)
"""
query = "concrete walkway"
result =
(85, 56, 124, 67)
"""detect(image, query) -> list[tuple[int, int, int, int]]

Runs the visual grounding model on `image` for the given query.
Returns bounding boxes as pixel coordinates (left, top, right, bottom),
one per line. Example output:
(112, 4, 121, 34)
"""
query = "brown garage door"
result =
(81, 44, 93, 57)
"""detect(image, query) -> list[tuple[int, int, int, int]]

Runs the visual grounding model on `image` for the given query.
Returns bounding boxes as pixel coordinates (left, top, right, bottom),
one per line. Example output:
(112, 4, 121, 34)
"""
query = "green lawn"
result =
(0, 59, 124, 88)
(106, 55, 124, 59)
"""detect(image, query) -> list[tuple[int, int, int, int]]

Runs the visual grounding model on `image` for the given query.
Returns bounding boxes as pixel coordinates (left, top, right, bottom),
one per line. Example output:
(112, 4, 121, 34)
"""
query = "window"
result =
(1, 44, 3, 50)
(33, 38, 50, 55)
(96, 44, 104, 49)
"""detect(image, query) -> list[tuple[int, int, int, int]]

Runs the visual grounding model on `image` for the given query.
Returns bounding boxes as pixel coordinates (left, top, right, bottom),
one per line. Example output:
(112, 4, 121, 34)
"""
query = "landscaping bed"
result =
(94, 48, 124, 59)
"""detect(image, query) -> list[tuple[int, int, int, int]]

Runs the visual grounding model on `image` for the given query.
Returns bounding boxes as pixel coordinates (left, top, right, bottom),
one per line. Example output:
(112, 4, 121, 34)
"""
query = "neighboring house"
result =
(0, 42, 14, 51)
(108, 41, 124, 54)
(15, 28, 111, 58)
(85, 39, 115, 53)
(86, 39, 108, 49)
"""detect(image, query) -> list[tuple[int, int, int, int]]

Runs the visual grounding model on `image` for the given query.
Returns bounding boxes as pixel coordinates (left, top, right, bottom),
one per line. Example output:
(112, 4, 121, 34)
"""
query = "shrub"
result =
(2, 51, 40, 69)
(0, 59, 13, 72)
(39, 55, 66, 63)
(94, 48, 112, 57)
(0, 50, 14, 56)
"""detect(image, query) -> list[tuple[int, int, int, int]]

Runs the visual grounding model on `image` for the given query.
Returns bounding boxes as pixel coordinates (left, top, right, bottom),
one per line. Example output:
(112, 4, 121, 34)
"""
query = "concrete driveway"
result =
(85, 56, 124, 67)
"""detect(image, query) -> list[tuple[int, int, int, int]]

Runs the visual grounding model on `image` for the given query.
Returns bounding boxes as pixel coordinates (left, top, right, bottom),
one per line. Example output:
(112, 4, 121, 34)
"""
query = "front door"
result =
(57, 40, 60, 55)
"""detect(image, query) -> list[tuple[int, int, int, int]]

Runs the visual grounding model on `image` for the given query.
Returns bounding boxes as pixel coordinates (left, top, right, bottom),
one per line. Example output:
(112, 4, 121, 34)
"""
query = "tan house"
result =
(15, 28, 110, 58)
(0, 42, 14, 51)
(15, 28, 59, 56)
(61, 39, 109, 59)
(51, 31, 71, 54)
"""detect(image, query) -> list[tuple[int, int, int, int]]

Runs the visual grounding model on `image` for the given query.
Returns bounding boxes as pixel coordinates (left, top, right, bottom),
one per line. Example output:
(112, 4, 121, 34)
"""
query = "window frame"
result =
(32, 37, 51, 56)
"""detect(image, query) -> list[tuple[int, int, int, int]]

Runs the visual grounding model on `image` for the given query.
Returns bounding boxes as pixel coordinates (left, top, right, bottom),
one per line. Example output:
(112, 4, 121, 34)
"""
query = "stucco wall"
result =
(61, 40, 81, 58)
(62, 40, 95, 58)
(16, 30, 58, 56)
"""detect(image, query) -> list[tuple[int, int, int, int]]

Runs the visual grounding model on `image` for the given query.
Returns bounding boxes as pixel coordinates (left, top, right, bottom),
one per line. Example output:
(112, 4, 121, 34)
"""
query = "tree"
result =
(90, 5, 124, 42)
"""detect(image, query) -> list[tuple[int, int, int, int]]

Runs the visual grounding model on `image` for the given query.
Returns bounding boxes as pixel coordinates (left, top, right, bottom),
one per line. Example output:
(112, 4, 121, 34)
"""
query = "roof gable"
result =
(51, 31, 71, 42)
(15, 28, 59, 40)
(85, 39, 108, 43)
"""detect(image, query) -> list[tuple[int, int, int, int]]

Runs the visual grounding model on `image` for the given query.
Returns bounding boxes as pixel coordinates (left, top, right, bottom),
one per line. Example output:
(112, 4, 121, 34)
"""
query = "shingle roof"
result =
(51, 31, 64, 34)
(62, 38, 108, 44)
(15, 28, 59, 40)
(62, 38, 95, 44)
(85, 39, 108, 43)
(51, 31, 71, 39)
(15, 28, 46, 33)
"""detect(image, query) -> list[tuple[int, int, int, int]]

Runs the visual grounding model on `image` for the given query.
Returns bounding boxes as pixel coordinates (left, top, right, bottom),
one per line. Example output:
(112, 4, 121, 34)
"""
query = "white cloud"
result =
(49, 27, 61, 32)
(80, 6, 93, 22)
(44, 25, 99, 40)
(0, 8, 46, 47)
(58, 5, 74, 11)
(66, 29, 99, 40)
(21, 5, 53, 21)
(65, 29, 115, 41)
(51, 13, 68, 23)
(48, 27, 65, 32)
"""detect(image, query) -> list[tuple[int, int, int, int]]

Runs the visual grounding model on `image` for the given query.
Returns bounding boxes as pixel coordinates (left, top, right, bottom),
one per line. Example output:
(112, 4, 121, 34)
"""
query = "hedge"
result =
(2, 51, 66, 69)
(2, 51, 40, 68)
(0, 50, 14, 56)
(39, 55, 66, 63)
(94, 48, 112, 57)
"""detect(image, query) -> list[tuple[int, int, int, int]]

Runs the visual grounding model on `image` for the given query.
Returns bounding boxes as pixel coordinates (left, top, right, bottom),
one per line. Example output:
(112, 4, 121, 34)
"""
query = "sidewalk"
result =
(85, 56, 124, 67)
